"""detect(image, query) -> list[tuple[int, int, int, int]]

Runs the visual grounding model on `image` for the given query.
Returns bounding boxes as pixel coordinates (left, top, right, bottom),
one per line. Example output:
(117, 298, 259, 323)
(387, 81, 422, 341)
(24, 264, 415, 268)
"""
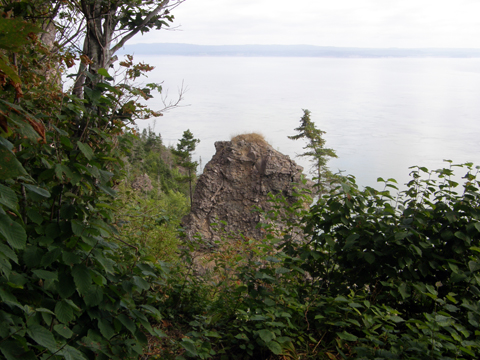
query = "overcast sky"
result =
(132, 0, 480, 48)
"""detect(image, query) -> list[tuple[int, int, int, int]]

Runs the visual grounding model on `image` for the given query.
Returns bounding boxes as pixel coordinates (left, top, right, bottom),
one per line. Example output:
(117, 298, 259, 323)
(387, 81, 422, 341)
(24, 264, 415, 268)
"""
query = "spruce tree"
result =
(172, 129, 200, 205)
(289, 109, 337, 190)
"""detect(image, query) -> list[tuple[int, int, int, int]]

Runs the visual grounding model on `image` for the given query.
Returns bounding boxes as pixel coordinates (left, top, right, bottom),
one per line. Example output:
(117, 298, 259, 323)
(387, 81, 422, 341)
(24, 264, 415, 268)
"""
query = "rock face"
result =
(182, 134, 310, 244)
(131, 173, 153, 192)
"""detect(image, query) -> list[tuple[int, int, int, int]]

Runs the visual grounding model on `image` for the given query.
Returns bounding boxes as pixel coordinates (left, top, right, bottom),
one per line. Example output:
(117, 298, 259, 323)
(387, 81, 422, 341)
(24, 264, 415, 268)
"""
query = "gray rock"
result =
(182, 134, 311, 244)
(131, 173, 153, 192)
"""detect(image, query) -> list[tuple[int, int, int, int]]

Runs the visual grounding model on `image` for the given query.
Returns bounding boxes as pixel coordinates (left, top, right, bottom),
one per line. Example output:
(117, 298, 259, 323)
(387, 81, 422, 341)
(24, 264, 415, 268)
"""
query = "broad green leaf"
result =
(257, 329, 275, 343)
(474, 223, 480, 233)
(27, 324, 57, 352)
(277, 336, 293, 344)
(153, 328, 167, 338)
(77, 141, 94, 161)
(139, 304, 162, 319)
(364, 252, 375, 264)
(469, 261, 480, 273)
(132, 276, 150, 291)
(470, 246, 480, 254)
(264, 298, 276, 306)
(448, 262, 460, 274)
(344, 234, 359, 249)
(336, 331, 358, 341)
(55, 164, 74, 181)
(32, 269, 58, 281)
(95, 254, 115, 274)
(425, 284, 438, 295)
(84, 286, 103, 307)
(398, 282, 409, 299)
(0, 214, 26, 249)
(58, 345, 88, 360)
(62, 251, 81, 266)
(275, 267, 290, 274)
(255, 271, 275, 280)
(97, 68, 112, 78)
(54, 324, 74, 339)
(410, 244, 422, 256)
(72, 264, 92, 295)
(266, 256, 281, 263)
(435, 314, 455, 327)
(460, 347, 475, 357)
(181, 339, 198, 357)
(446, 294, 458, 304)
(388, 315, 405, 323)
(0, 243, 18, 263)
(0, 54, 20, 83)
(0, 184, 18, 210)
(98, 184, 116, 197)
(26, 209, 43, 225)
(55, 300, 75, 324)
(204, 330, 221, 338)
(71, 220, 85, 236)
(0, 287, 19, 307)
(98, 318, 115, 340)
(83, 87, 102, 103)
(64, 299, 81, 312)
(266, 341, 283, 355)
(60, 136, 73, 149)
(0, 144, 27, 180)
(235, 333, 249, 340)
(118, 313, 136, 334)
(23, 184, 50, 198)
(454, 231, 468, 242)
(35, 307, 55, 315)
(41, 247, 61, 266)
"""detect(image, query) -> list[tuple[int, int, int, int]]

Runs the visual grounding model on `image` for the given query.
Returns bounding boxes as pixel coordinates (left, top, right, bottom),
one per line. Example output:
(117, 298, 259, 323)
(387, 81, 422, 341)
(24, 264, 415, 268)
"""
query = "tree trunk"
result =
(73, 0, 115, 98)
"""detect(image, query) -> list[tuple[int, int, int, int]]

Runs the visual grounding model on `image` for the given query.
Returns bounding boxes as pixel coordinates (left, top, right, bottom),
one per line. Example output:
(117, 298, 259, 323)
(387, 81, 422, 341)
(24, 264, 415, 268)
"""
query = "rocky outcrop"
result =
(131, 173, 153, 192)
(182, 134, 311, 244)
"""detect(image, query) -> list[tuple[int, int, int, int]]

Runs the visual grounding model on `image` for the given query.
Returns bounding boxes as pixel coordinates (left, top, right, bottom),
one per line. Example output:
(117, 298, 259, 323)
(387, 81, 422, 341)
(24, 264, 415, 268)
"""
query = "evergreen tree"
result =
(172, 129, 200, 205)
(289, 109, 337, 190)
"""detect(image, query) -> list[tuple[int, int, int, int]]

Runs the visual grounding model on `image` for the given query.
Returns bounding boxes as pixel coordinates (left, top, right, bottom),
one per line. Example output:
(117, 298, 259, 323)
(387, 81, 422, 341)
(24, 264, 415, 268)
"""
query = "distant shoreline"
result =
(120, 43, 480, 58)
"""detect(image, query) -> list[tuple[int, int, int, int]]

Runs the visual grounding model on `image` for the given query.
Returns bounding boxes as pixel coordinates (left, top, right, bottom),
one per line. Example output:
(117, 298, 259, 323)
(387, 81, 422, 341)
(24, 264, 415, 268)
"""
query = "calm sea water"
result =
(132, 56, 480, 190)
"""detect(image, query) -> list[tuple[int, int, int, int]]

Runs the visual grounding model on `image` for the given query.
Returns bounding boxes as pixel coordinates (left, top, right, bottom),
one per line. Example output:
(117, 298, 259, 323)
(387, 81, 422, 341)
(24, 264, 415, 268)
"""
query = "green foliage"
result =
(0, 16, 42, 85)
(172, 129, 200, 205)
(122, 126, 191, 196)
(0, 3, 180, 358)
(289, 109, 337, 190)
(147, 164, 480, 359)
(114, 183, 188, 263)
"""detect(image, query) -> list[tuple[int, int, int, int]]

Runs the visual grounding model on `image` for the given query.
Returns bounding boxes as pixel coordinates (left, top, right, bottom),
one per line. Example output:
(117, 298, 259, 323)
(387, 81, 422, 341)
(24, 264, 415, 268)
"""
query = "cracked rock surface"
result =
(182, 136, 310, 244)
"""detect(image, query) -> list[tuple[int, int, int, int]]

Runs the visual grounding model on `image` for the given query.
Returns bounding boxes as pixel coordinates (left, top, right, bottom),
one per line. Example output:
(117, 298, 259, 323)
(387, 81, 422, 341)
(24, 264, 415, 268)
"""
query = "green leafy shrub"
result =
(0, 8, 174, 358)
(290, 163, 480, 358)
(155, 164, 480, 359)
(114, 184, 188, 263)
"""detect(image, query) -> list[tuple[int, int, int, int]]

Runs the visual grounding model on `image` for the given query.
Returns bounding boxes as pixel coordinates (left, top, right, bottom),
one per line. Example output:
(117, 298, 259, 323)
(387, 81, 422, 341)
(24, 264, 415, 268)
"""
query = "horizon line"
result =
(125, 43, 480, 50)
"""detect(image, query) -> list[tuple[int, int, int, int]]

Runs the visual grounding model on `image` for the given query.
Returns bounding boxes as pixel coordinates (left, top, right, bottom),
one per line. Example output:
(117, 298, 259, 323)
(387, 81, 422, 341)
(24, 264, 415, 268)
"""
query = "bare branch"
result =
(110, 0, 170, 55)
(157, 80, 188, 114)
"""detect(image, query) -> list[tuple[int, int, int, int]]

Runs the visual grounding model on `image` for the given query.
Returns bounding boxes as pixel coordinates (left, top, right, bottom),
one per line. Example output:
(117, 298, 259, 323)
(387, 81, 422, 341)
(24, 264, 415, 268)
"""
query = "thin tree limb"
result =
(110, 0, 170, 54)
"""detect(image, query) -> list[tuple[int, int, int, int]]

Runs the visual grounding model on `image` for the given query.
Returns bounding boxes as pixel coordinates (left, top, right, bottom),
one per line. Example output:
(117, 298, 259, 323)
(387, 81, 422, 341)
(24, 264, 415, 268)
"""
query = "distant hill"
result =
(119, 43, 480, 58)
